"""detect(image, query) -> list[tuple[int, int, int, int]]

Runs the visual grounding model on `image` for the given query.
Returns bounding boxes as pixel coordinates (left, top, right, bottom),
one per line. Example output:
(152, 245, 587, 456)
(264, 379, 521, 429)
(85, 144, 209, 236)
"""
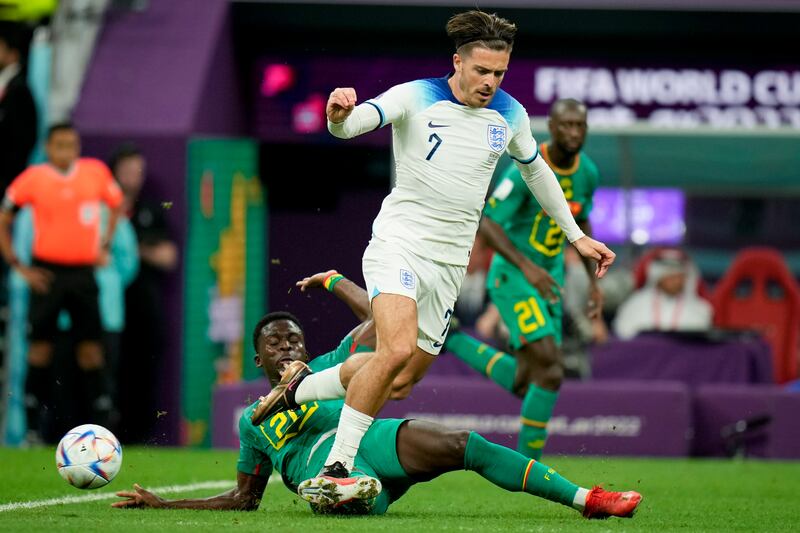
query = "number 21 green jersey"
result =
(484, 142, 599, 278)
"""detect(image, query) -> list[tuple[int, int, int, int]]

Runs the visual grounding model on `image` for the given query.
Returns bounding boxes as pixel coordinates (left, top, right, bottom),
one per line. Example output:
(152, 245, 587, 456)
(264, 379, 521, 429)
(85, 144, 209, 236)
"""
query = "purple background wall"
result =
(73, 0, 246, 444)
(266, 189, 385, 356)
(213, 378, 800, 458)
(213, 378, 695, 457)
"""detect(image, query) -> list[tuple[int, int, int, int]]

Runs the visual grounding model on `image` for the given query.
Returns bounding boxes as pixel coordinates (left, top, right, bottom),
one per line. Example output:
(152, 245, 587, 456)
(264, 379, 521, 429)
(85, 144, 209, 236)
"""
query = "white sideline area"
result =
(0, 474, 281, 512)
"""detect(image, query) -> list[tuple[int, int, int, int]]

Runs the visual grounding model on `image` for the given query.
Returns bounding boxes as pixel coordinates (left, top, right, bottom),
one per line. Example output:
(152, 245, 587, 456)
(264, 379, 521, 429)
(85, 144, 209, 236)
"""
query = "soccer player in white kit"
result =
(252, 10, 615, 506)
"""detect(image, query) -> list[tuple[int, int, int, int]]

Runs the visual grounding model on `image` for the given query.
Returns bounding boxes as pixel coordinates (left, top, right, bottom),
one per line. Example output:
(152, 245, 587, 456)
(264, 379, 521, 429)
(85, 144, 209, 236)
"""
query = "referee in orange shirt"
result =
(0, 123, 123, 442)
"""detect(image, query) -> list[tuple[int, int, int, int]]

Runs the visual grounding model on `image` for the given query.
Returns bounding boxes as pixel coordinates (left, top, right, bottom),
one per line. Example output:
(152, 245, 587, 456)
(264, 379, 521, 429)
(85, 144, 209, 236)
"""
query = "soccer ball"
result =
(55, 424, 123, 489)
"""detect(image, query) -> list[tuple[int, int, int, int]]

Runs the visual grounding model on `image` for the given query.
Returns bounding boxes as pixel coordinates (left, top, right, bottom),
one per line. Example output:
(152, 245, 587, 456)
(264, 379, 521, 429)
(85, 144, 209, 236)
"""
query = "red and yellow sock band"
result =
(323, 272, 345, 292)
(522, 459, 536, 491)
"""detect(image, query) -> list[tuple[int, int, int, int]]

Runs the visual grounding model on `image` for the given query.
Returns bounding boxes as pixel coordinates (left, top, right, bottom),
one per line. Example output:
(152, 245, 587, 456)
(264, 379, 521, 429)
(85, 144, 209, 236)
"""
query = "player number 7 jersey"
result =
(366, 76, 539, 266)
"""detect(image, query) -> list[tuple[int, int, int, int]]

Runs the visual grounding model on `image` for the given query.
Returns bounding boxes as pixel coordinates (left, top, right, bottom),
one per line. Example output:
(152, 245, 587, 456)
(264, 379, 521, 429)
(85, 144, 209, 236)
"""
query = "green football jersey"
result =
(484, 143, 599, 275)
(237, 336, 367, 490)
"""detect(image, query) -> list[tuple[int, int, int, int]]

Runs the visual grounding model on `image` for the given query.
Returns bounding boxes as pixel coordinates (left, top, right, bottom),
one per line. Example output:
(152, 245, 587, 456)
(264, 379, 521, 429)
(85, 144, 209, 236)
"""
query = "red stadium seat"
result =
(711, 247, 800, 383)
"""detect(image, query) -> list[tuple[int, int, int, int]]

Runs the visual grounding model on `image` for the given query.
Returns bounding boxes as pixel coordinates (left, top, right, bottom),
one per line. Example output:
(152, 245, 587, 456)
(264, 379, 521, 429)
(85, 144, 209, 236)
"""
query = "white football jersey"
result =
(365, 76, 539, 266)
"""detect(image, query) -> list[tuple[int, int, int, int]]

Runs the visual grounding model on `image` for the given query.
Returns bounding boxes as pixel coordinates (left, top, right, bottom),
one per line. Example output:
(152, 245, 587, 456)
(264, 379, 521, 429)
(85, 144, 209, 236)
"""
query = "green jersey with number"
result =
(237, 336, 367, 490)
(484, 143, 599, 277)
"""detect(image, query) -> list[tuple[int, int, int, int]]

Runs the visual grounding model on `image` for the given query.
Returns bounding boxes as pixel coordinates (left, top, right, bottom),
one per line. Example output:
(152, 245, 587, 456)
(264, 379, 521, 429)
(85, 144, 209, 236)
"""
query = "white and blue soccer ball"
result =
(55, 424, 123, 489)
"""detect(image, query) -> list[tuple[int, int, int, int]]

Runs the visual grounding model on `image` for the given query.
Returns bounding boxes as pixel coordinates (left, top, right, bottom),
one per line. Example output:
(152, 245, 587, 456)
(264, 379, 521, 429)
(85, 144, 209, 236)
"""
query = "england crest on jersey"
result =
(487, 124, 507, 152)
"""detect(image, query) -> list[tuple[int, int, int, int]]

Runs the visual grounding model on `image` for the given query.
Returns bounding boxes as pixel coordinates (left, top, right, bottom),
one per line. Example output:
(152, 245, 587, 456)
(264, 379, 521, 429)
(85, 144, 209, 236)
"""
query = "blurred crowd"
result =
(456, 235, 798, 382)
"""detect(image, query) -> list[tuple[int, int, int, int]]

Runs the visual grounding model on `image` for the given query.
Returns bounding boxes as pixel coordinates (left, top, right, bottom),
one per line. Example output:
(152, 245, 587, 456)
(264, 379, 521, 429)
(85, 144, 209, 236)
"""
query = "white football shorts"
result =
(362, 237, 466, 355)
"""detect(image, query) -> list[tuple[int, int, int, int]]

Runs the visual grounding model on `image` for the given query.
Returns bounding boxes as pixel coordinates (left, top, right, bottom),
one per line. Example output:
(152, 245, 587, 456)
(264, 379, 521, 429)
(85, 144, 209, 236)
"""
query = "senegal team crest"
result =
(487, 124, 507, 152)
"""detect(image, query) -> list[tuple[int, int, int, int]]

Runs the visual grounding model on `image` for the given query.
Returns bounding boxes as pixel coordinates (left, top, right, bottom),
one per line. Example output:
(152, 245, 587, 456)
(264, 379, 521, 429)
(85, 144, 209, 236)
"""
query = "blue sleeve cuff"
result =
(364, 101, 385, 131)
(510, 149, 538, 165)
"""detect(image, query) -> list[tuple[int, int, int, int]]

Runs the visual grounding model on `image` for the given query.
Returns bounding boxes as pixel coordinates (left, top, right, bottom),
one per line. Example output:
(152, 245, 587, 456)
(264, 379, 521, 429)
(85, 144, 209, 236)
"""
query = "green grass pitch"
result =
(1, 446, 797, 532)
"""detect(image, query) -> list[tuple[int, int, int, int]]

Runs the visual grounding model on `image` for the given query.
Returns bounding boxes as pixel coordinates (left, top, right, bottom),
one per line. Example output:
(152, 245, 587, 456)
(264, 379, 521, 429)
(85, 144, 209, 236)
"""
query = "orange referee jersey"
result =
(6, 158, 124, 265)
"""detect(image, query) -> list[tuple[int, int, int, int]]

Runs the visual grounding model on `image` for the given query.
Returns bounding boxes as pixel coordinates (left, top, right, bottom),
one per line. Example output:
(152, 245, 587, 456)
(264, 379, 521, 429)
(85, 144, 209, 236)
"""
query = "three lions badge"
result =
(487, 124, 507, 152)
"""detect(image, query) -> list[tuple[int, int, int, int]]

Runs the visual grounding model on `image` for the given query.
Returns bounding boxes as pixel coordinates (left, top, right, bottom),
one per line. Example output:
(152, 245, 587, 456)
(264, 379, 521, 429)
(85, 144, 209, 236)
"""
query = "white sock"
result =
(294, 364, 346, 404)
(572, 487, 590, 510)
(323, 403, 374, 470)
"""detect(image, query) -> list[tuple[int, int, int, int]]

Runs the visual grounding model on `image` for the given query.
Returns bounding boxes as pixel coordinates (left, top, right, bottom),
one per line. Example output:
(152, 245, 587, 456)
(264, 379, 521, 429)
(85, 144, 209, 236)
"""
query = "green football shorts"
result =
(487, 262, 563, 349)
(306, 418, 415, 515)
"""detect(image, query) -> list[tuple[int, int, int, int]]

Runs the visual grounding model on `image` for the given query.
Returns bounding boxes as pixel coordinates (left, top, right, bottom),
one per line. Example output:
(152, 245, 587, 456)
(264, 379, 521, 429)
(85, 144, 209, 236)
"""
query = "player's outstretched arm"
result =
(478, 217, 560, 302)
(296, 270, 371, 321)
(515, 157, 616, 278)
(326, 87, 381, 139)
(296, 270, 375, 349)
(112, 472, 267, 511)
(515, 157, 615, 278)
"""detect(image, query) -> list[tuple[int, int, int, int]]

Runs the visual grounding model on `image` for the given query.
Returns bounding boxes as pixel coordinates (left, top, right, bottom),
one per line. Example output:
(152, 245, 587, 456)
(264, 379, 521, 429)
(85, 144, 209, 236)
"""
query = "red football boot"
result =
(583, 486, 642, 519)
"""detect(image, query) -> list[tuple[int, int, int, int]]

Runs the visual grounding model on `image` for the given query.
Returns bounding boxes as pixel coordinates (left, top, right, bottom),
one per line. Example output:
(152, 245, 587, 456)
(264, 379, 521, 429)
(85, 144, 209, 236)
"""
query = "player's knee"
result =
(516, 343, 562, 392)
(76, 342, 105, 370)
(378, 343, 415, 372)
(446, 430, 471, 462)
(539, 362, 563, 391)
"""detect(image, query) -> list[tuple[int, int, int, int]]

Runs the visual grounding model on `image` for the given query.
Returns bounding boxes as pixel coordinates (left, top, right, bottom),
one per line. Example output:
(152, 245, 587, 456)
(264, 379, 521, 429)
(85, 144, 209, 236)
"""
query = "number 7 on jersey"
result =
(426, 133, 443, 161)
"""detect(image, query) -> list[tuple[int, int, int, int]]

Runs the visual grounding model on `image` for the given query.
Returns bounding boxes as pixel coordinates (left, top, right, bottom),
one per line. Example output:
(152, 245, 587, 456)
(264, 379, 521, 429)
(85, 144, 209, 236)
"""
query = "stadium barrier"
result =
(213, 378, 800, 458)
(693, 384, 800, 459)
(213, 378, 693, 457)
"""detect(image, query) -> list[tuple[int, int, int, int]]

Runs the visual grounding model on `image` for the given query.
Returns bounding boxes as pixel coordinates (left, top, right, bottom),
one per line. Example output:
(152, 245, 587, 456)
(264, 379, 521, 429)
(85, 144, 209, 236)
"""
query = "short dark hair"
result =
(549, 98, 587, 119)
(446, 10, 516, 54)
(252, 311, 304, 352)
(108, 142, 143, 174)
(47, 121, 77, 140)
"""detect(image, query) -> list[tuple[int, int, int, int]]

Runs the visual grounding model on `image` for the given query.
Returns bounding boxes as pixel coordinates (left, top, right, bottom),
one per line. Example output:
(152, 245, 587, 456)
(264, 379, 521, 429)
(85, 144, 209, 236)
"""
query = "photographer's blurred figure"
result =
(613, 248, 712, 340)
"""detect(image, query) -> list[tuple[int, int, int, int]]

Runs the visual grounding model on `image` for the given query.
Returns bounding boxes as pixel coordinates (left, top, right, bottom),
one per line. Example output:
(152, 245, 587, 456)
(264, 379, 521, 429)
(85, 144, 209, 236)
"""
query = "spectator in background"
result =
(109, 143, 178, 442)
(0, 123, 123, 442)
(0, 21, 37, 195)
(613, 248, 713, 340)
(561, 246, 609, 377)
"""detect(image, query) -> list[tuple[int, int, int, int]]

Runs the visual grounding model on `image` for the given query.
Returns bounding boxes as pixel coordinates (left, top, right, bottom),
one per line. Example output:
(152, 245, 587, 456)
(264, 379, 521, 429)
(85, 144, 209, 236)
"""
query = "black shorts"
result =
(28, 259, 102, 343)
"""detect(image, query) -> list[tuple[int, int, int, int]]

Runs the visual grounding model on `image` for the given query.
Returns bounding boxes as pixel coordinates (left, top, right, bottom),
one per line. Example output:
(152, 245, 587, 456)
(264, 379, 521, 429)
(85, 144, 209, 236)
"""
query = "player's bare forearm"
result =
(297, 270, 371, 321)
(332, 278, 372, 321)
(113, 472, 266, 511)
(478, 216, 531, 271)
(160, 488, 252, 511)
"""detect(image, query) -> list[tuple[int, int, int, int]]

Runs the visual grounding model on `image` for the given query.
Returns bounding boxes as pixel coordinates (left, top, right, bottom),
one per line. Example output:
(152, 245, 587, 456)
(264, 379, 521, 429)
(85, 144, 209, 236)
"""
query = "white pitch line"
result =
(0, 474, 280, 513)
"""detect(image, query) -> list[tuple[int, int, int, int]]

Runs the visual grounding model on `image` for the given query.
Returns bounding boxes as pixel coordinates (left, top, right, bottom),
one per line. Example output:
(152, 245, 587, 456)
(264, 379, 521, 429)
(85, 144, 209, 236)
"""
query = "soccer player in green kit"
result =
(112, 269, 640, 518)
(445, 99, 602, 460)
